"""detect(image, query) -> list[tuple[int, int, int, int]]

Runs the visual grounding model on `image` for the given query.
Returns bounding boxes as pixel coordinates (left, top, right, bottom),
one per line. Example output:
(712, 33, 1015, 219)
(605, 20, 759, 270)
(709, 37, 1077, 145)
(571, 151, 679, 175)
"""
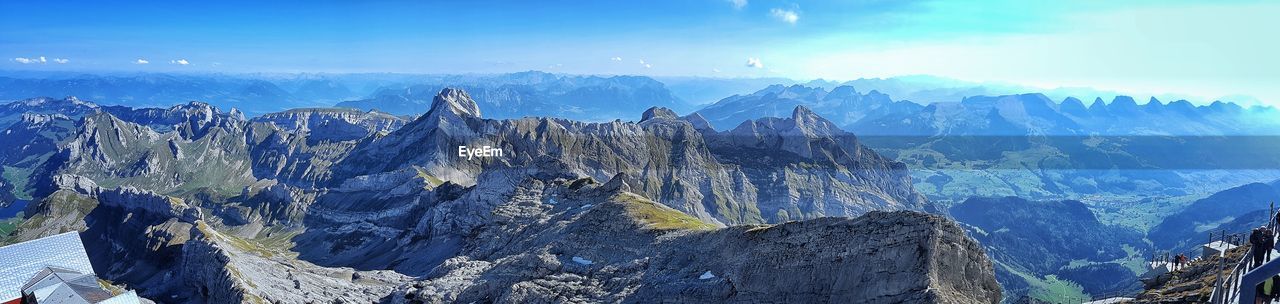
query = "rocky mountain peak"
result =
(790, 105, 842, 135)
(679, 112, 715, 131)
(1147, 97, 1163, 106)
(19, 112, 70, 125)
(791, 105, 818, 121)
(1060, 97, 1088, 115)
(1087, 97, 1110, 115)
(228, 108, 246, 121)
(425, 88, 482, 119)
(640, 107, 678, 122)
(174, 101, 219, 116)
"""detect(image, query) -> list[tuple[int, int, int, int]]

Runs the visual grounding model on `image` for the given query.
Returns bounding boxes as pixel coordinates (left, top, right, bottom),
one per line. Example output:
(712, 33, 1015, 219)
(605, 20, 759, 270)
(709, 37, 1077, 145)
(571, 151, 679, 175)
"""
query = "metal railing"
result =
(1209, 231, 1254, 303)
(1209, 202, 1277, 304)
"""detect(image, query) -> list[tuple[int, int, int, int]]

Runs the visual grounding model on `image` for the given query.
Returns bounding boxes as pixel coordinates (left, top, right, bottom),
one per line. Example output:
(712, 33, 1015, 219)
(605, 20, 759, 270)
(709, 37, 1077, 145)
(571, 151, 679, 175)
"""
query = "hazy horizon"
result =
(3, 0, 1277, 105)
(0, 69, 1269, 109)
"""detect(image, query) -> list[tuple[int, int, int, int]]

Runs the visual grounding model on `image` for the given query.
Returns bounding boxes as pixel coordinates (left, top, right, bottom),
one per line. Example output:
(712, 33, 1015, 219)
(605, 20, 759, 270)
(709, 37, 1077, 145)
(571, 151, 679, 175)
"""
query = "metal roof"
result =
(0, 231, 97, 301)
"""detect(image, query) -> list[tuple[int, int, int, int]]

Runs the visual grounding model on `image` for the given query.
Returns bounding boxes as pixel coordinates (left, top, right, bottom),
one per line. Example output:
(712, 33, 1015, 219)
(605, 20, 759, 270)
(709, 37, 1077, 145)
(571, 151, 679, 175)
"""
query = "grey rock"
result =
(383, 176, 999, 304)
(639, 107, 678, 122)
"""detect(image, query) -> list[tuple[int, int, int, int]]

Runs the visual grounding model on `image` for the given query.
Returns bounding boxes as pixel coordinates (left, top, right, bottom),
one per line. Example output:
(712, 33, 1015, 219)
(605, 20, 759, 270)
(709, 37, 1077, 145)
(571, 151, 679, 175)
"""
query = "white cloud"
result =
(770, 8, 799, 24)
(611, 56, 623, 61)
(12, 56, 50, 64)
(639, 59, 652, 68)
(746, 57, 764, 68)
(170, 59, 190, 65)
(52, 58, 69, 64)
(713, 68, 722, 73)
(728, 0, 747, 9)
(135, 59, 150, 64)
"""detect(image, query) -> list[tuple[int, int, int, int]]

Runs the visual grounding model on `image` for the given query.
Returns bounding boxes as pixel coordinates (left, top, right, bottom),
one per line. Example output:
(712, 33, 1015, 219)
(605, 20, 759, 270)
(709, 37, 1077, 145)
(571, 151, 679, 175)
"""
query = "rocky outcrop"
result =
(253, 108, 406, 143)
(382, 175, 999, 303)
(178, 237, 247, 303)
(11, 171, 404, 303)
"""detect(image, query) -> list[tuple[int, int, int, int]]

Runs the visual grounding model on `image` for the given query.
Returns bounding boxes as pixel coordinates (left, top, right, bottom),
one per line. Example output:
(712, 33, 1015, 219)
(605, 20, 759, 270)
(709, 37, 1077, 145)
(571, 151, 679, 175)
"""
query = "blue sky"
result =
(2, 0, 1277, 104)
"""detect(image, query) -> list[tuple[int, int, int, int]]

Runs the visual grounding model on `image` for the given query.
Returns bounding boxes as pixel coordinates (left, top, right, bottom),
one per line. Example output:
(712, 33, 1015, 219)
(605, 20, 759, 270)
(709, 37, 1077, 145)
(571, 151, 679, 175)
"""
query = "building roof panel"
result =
(0, 232, 96, 301)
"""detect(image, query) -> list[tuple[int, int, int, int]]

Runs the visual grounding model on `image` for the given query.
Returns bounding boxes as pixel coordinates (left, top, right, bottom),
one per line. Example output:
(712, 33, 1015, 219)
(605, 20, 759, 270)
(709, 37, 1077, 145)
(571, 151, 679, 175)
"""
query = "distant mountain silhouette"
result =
(336, 71, 684, 121)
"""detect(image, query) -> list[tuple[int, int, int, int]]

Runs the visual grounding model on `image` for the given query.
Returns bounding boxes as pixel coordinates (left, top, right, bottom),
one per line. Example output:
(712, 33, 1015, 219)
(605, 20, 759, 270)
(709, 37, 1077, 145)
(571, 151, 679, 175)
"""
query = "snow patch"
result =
(580, 204, 593, 209)
(699, 271, 716, 280)
(572, 256, 593, 265)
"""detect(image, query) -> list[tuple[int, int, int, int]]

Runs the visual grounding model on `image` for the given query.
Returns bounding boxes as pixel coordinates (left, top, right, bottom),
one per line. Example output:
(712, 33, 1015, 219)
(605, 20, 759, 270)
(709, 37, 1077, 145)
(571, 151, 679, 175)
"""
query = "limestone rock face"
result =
(381, 176, 999, 304)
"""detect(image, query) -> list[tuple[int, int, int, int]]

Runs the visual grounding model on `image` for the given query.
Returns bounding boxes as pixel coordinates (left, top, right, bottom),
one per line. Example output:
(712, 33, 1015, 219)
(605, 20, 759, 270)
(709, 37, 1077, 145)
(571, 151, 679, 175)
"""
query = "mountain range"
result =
(335, 71, 687, 121)
(3, 71, 1276, 303)
(698, 84, 1280, 136)
(0, 89, 999, 303)
(0, 74, 329, 116)
(692, 84, 1280, 203)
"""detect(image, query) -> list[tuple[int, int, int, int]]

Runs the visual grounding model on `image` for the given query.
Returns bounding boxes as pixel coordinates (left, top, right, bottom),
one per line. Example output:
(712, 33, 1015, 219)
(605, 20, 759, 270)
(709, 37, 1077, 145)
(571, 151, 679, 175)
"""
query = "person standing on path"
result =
(1266, 228, 1276, 262)
(1252, 227, 1266, 269)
